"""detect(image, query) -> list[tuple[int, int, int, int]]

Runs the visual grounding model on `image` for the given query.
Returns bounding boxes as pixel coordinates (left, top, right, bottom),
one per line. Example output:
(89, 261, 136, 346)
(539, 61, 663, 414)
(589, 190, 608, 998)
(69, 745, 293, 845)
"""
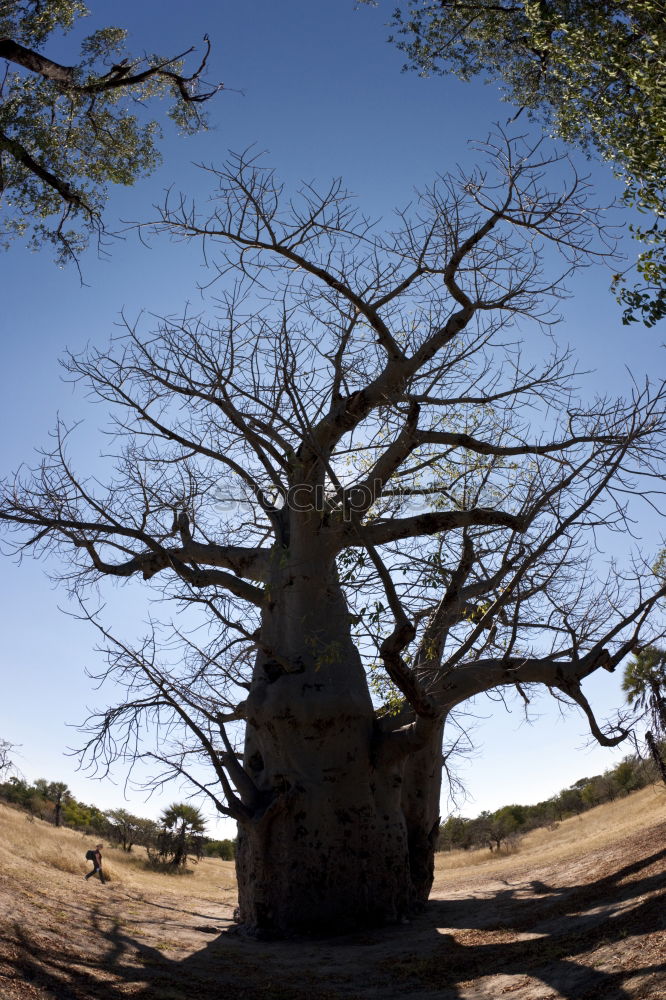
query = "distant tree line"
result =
(0, 775, 235, 862)
(2, 745, 660, 865)
(0, 776, 107, 831)
(438, 748, 663, 854)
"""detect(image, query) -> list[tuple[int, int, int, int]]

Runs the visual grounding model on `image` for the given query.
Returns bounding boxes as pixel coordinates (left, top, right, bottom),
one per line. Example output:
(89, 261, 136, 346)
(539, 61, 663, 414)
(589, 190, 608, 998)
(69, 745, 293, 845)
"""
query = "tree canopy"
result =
(2, 135, 666, 934)
(0, 0, 222, 263)
(367, 0, 666, 326)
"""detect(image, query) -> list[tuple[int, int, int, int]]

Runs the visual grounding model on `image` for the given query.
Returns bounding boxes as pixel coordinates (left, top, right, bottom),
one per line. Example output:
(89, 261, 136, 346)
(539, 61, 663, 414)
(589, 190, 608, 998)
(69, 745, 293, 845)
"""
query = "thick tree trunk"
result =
(235, 769, 413, 934)
(234, 526, 425, 935)
(400, 718, 445, 907)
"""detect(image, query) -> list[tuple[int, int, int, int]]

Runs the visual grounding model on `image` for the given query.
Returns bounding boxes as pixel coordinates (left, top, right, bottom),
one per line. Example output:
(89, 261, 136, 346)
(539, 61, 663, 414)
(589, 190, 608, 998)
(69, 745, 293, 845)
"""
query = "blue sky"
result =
(1, 0, 664, 836)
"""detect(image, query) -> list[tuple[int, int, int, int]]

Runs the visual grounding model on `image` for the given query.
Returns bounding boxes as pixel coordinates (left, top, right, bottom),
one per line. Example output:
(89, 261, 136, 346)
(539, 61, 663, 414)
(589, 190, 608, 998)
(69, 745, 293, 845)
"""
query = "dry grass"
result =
(3, 782, 664, 897)
(0, 802, 236, 901)
(0, 787, 664, 1000)
(433, 783, 666, 882)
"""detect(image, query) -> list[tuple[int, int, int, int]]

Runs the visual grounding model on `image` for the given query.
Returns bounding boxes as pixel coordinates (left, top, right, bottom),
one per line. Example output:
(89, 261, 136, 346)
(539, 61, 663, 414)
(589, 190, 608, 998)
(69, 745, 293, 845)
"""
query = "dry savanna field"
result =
(0, 786, 664, 1000)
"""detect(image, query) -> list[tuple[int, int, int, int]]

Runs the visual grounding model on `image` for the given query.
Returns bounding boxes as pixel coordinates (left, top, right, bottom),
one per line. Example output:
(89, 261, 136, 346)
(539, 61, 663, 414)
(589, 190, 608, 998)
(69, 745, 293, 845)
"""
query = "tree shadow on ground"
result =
(1, 845, 664, 1000)
(429, 846, 666, 933)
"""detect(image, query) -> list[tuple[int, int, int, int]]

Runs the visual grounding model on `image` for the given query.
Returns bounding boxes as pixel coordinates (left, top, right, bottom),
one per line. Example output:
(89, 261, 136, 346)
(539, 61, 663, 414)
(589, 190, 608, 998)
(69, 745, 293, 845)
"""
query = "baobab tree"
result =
(2, 135, 666, 935)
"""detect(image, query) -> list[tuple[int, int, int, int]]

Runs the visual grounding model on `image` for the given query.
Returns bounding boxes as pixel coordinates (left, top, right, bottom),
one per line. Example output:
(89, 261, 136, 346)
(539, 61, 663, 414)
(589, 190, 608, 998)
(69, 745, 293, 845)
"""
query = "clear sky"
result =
(1, 0, 664, 837)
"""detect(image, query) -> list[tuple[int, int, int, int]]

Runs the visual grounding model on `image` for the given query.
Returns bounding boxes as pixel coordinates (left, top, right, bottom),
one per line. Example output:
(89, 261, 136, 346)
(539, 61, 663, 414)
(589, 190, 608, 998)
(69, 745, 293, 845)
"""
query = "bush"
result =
(203, 838, 236, 860)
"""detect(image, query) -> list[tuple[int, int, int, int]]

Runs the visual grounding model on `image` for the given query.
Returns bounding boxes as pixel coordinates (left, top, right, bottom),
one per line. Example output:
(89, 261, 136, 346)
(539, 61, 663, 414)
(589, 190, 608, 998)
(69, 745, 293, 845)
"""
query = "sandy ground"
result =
(0, 793, 664, 1000)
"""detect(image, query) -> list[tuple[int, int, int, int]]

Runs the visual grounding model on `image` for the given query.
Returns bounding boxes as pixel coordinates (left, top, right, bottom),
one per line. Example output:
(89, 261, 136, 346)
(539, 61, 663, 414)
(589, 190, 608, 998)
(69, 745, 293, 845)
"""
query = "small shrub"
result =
(144, 857, 195, 876)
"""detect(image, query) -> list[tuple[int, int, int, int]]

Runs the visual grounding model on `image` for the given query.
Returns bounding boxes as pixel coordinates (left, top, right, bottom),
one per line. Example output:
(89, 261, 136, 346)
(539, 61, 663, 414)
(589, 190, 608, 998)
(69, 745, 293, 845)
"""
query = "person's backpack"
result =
(85, 849, 96, 862)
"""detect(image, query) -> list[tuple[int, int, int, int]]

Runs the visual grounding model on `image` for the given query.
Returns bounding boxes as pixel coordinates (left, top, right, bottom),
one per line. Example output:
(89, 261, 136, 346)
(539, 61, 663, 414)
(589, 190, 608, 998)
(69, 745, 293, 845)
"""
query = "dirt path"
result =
(0, 822, 664, 1000)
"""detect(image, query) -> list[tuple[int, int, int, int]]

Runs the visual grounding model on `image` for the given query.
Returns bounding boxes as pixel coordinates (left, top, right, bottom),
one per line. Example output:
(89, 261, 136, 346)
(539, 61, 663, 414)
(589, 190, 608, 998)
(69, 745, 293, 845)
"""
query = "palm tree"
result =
(623, 647, 666, 784)
(159, 803, 206, 867)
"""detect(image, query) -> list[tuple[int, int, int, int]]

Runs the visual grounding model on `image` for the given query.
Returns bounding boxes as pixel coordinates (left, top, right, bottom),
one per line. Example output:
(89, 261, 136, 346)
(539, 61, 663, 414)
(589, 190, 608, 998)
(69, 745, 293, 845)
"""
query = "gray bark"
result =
(400, 719, 445, 907)
(234, 513, 420, 934)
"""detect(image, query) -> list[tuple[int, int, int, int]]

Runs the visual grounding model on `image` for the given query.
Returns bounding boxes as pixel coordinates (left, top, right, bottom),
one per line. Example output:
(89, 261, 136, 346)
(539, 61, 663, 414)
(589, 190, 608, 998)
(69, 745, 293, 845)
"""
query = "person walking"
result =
(84, 844, 106, 883)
